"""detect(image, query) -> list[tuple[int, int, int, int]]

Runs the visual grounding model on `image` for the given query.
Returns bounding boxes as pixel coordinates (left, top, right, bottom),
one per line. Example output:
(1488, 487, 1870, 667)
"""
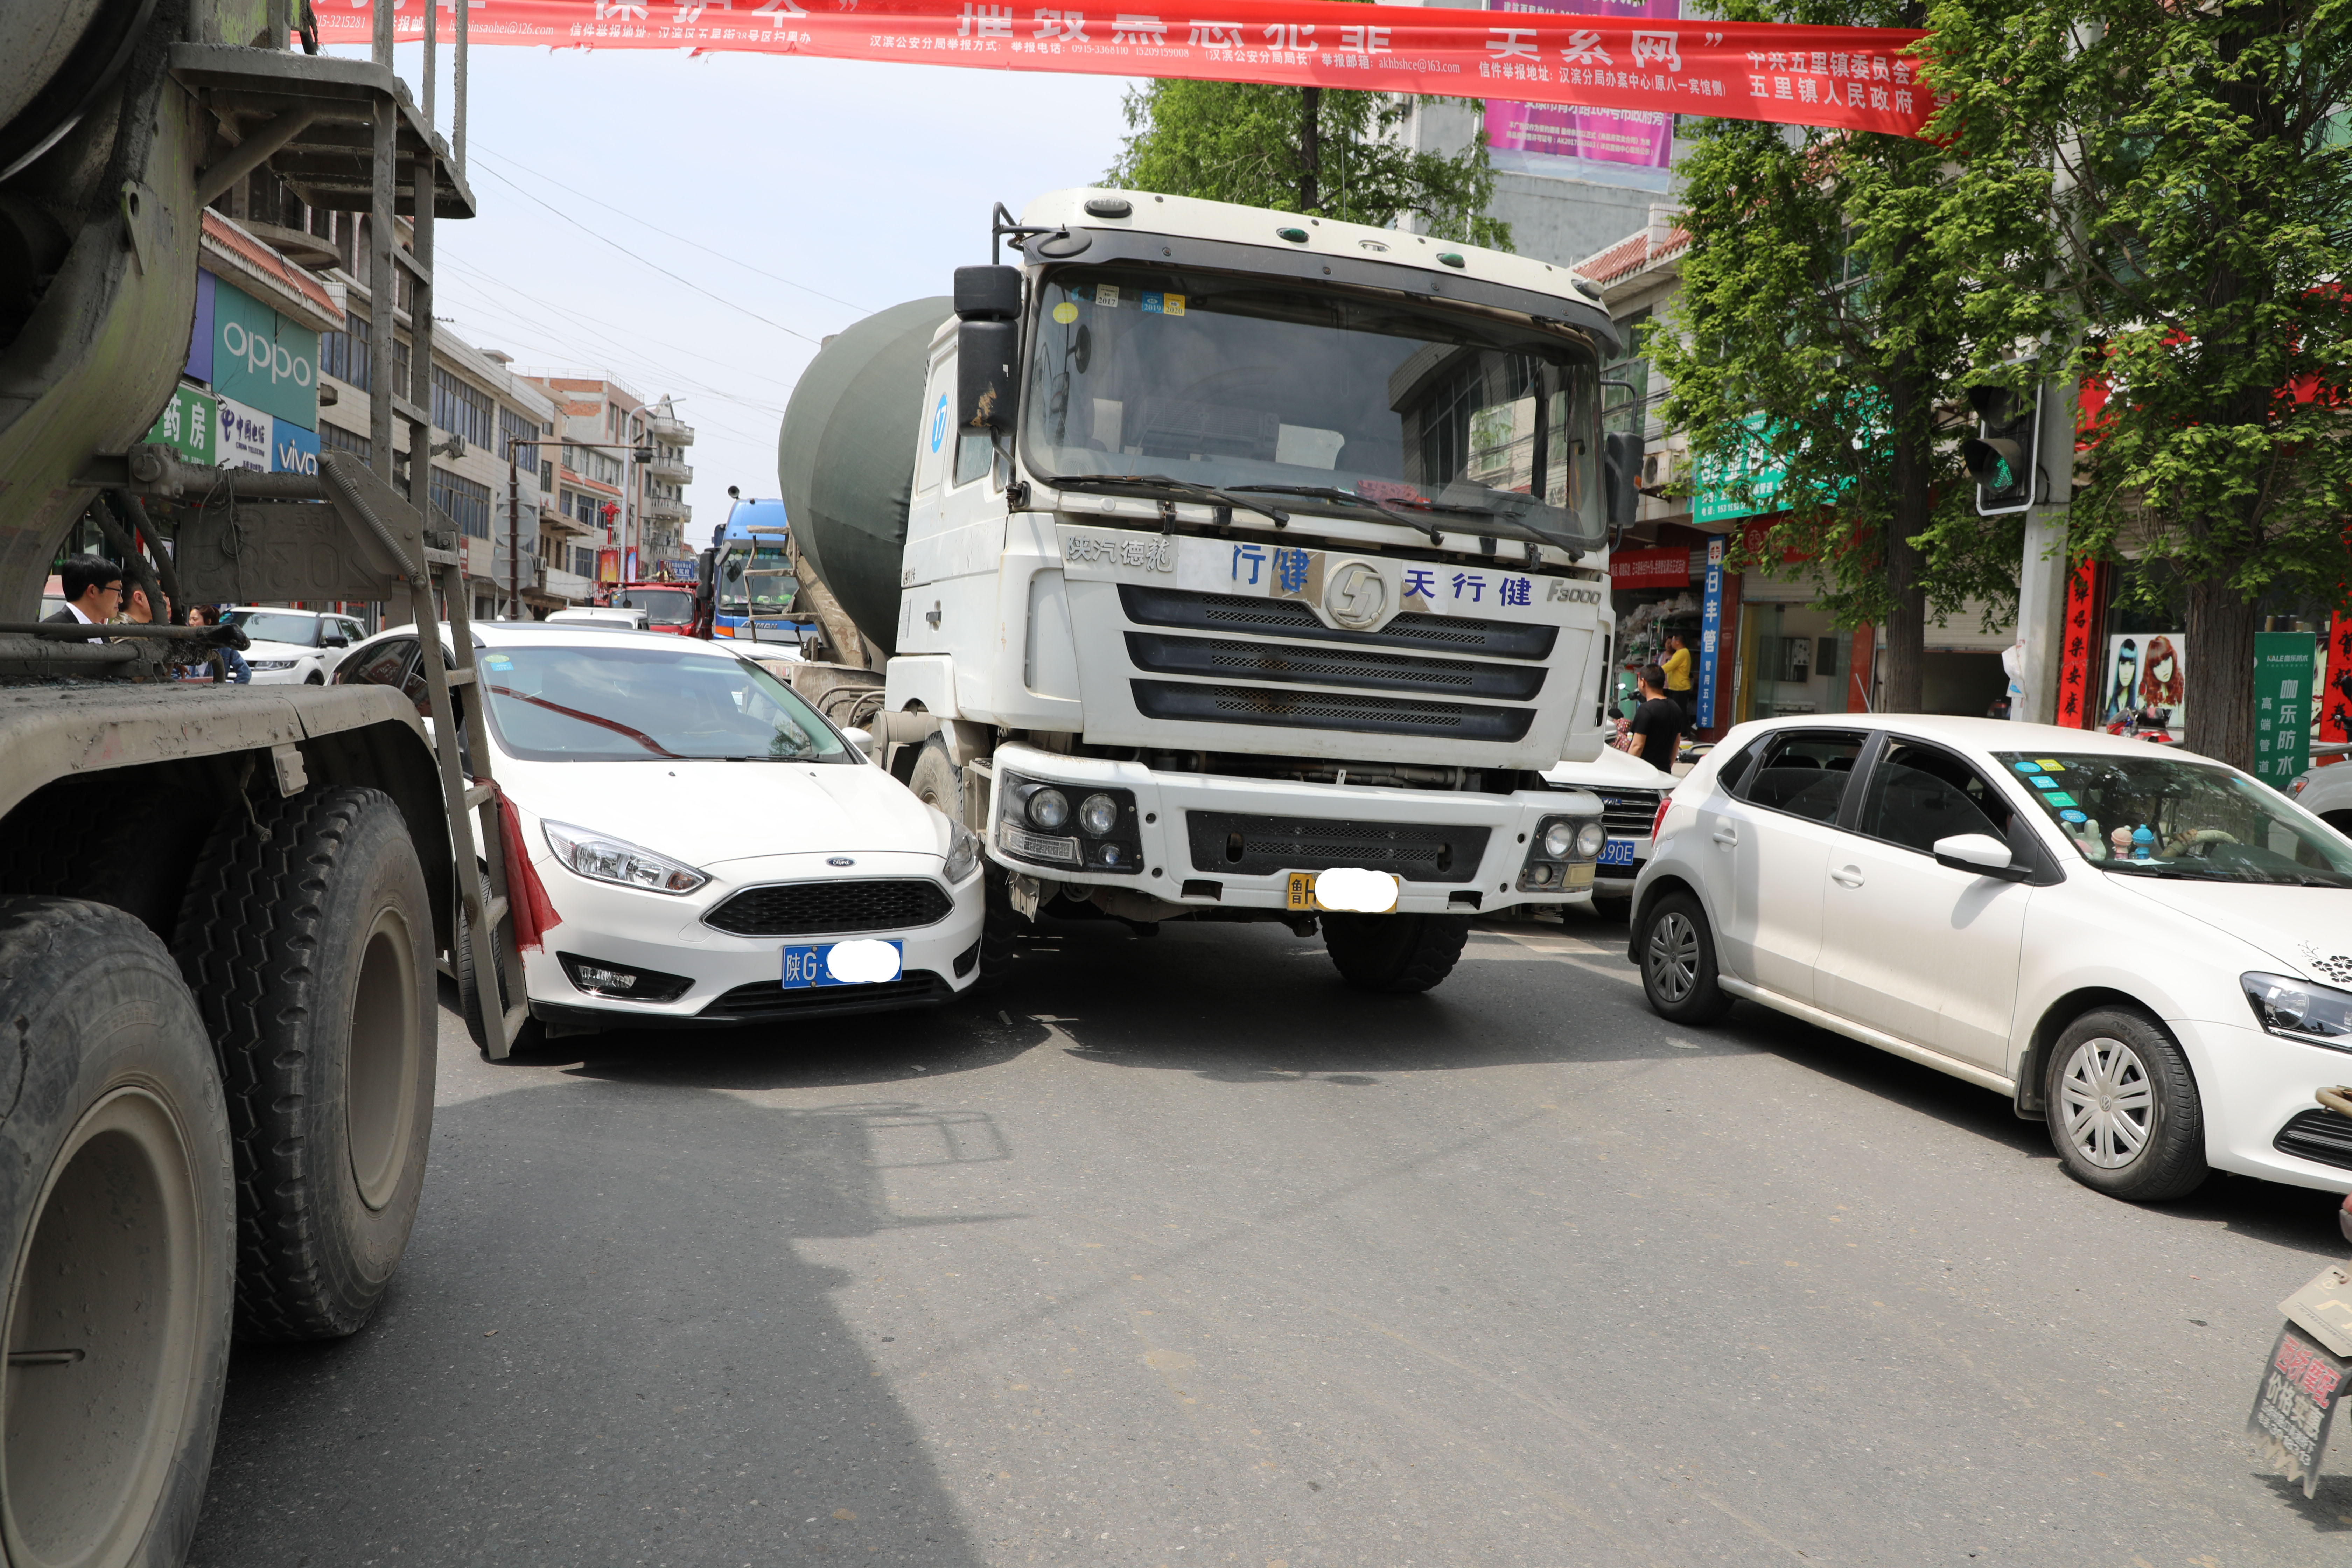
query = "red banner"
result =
(1609, 545, 1691, 587)
(319, 3, 1934, 139)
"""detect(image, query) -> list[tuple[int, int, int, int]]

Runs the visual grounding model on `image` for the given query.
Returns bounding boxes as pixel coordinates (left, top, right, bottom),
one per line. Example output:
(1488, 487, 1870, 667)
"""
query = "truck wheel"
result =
(0, 897, 234, 1568)
(910, 738, 1022, 987)
(906, 735, 965, 821)
(174, 786, 437, 1340)
(1320, 912, 1470, 994)
(455, 899, 545, 1058)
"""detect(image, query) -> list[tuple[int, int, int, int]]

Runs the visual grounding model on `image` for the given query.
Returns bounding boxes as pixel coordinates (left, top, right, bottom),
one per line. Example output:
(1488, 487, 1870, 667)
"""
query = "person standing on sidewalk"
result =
(1661, 630, 1695, 728)
(1625, 663, 1684, 775)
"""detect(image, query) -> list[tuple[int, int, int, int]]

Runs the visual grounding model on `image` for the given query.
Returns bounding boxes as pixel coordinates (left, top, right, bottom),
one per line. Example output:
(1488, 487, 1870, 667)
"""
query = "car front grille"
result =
(698, 972, 952, 1021)
(702, 878, 953, 937)
(1119, 583, 1557, 660)
(1132, 680, 1534, 743)
(1184, 811, 1490, 883)
(1124, 631, 1546, 701)
(2275, 1108, 2352, 1171)
(1591, 790, 1663, 836)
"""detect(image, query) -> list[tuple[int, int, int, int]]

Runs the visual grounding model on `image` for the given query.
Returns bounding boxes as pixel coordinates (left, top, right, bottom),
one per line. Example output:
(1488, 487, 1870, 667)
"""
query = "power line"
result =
(469, 142, 872, 318)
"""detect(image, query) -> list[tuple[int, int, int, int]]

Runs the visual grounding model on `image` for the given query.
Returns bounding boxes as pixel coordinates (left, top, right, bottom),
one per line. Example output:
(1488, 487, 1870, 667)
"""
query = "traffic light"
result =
(1964, 382, 2041, 516)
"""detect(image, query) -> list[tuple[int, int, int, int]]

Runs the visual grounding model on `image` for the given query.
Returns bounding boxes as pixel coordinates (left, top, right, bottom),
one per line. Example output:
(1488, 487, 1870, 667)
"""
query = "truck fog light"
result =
(1526, 863, 1555, 887)
(1542, 821, 1575, 858)
(1028, 787, 1070, 830)
(1080, 792, 1119, 836)
(1575, 820, 1608, 859)
(1099, 843, 1126, 867)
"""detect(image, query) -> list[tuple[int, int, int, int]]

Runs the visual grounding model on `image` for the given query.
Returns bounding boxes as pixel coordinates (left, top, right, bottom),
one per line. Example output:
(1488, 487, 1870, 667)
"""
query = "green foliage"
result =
(1926, 0, 2352, 757)
(1653, 0, 2019, 692)
(1107, 80, 1512, 250)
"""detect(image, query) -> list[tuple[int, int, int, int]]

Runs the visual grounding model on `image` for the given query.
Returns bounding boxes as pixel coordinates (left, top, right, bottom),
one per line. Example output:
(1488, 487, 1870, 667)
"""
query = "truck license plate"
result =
(781, 939, 903, 989)
(1597, 839, 1638, 867)
(1285, 869, 1399, 914)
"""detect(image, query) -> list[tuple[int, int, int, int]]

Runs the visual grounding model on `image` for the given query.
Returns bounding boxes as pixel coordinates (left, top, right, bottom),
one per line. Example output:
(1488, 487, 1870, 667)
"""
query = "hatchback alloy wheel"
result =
(2056, 1035, 2155, 1169)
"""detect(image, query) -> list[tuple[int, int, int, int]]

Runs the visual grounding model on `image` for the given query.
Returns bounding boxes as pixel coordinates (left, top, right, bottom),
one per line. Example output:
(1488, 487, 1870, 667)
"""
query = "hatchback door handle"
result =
(1711, 828, 1739, 847)
(1831, 865, 1864, 888)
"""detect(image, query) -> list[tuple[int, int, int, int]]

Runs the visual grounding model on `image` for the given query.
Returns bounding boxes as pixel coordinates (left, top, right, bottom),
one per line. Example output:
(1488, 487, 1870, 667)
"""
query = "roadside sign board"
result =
(2254, 631, 2317, 789)
(2250, 1320, 2352, 1497)
(144, 383, 216, 464)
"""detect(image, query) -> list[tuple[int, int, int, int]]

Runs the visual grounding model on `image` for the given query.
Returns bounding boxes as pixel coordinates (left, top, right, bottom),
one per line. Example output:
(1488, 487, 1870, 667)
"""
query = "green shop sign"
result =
(142, 383, 216, 464)
(1693, 413, 1790, 526)
(211, 280, 319, 430)
(2254, 630, 2318, 789)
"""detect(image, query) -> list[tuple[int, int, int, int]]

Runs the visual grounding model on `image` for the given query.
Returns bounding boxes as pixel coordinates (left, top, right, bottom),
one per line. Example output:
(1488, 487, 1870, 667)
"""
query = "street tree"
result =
(1926, 0, 2352, 767)
(1652, 0, 2018, 714)
(1107, 79, 1511, 248)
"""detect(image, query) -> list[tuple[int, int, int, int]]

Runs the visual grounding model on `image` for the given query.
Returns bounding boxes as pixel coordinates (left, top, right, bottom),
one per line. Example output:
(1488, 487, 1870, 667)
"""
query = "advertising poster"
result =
(144, 383, 216, 465)
(597, 549, 621, 586)
(2100, 632, 2186, 739)
(271, 417, 320, 476)
(215, 394, 270, 473)
(2254, 631, 2318, 789)
(210, 276, 320, 430)
(1483, 0, 1680, 185)
(1696, 537, 1723, 728)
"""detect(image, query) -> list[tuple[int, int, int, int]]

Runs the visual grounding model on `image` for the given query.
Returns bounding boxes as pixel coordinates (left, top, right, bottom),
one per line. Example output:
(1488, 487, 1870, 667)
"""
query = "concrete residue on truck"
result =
(779, 189, 1626, 994)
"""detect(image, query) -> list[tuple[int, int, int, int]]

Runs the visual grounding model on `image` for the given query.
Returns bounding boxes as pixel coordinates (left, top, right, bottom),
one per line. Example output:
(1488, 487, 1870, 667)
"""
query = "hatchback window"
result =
(1740, 731, 1867, 824)
(1857, 742, 2011, 853)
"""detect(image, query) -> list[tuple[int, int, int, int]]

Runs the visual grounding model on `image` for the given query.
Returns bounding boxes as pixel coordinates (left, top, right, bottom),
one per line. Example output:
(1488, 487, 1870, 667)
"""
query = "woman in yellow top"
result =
(1661, 630, 1695, 726)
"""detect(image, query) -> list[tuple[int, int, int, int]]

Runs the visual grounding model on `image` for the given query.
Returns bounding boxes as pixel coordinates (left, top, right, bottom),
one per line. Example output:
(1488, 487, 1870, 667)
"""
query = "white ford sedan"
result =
(1631, 714, 2352, 1202)
(333, 621, 985, 1039)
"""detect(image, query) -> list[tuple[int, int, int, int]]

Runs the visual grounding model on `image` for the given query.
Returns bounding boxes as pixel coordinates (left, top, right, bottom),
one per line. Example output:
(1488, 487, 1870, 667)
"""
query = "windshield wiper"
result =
(1224, 485, 1444, 546)
(1042, 472, 1290, 530)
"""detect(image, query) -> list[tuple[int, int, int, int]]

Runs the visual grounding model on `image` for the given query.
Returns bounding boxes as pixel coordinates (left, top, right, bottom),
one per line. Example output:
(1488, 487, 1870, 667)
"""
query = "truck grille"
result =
(1124, 631, 1546, 701)
(1186, 811, 1490, 882)
(1132, 680, 1533, 743)
(1119, 584, 1556, 660)
(702, 879, 952, 937)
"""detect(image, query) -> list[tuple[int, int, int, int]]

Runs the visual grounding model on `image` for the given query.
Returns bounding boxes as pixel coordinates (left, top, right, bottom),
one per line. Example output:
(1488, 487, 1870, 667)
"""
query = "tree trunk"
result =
(1879, 372, 1930, 713)
(1298, 86, 1321, 213)
(2183, 568, 2258, 769)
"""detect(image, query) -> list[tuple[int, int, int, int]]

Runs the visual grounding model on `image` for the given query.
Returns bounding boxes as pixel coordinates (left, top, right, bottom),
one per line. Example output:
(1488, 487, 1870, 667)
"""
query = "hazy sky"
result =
(357, 42, 1139, 547)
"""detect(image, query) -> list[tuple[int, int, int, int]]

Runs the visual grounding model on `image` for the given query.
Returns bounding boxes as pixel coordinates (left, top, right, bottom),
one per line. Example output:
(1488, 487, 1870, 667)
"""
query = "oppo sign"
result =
(219, 318, 313, 390)
(208, 276, 321, 429)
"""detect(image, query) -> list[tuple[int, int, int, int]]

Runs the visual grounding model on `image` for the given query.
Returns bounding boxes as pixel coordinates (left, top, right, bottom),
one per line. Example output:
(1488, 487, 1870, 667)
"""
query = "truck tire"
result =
(173, 786, 437, 1340)
(1320, 912, 1470, 994)
(909, 737, 1022, 986)
(0, 897, 234, 1568)
(455, 899, 545, 1058)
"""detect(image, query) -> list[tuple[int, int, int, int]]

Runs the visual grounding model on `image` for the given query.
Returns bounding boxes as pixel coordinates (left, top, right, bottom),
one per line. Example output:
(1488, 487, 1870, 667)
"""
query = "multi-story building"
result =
(524, 376, 696, 586)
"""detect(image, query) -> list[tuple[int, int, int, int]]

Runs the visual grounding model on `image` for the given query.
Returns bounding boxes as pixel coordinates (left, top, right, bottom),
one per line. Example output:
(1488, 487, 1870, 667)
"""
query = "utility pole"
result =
(506, 436, 526, 622)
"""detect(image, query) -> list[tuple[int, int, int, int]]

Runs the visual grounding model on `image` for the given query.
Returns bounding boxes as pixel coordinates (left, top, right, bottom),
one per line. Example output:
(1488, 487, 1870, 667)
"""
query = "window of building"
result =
(497, 406, 542, 469)
(318, 422, 371, 463)
(429, 467, 493, 539)
(432, 366, 496, 450)
(319, 311, 371, 393)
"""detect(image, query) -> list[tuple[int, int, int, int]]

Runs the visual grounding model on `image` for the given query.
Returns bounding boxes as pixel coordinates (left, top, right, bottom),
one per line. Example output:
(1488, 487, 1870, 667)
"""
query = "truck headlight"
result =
(1542, 821, 1575, 858)
(542, 819, 708, 895)
(1027, 787, 1070, 830)
(2244, 972, 2352, 1049)
(1576, 820, 1608, 859)
(1080, 792, 1120, 837)
(943, 822, 981, 884)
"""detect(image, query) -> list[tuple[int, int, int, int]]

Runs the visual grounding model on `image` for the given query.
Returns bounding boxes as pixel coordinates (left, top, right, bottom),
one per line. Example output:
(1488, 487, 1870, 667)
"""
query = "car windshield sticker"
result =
(2042, 791, 2078, 807)
(2037, 759, 2065, 770)
(1052, 301, 1078, 324)
(2014, 761, 2043, 773)
(2061, 809, 2087, 822)
(1094, 284, 1119, 307)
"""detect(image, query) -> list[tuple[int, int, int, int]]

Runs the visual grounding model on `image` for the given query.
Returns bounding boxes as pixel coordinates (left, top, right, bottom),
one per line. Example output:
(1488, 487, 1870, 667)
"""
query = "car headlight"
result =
(249, 659, 297, 670)
(542, 819, 708, 895)
(1576, 820, 1608, 859)
(2244, 971, 2352, 1049)
(943, 821, 981, 883)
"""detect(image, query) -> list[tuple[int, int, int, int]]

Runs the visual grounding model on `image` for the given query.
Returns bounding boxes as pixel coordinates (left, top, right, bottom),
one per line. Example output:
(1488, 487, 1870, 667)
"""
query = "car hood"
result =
(1544, 746, 1676, 791)
(499, 756, 949, 869)
(2114, 876, 2352, 982)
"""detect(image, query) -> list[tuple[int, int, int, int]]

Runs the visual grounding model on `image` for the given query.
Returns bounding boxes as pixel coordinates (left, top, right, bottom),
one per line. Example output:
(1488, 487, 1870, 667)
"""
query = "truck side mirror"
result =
(1604, 430, 1645, 529)
(954, 265, 1022, 321)
(958, 319, 1018, 432)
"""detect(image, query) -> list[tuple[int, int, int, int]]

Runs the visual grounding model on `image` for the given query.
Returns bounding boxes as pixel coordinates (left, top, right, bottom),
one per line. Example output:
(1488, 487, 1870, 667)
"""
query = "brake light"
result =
(1650, 795, 1673, 842)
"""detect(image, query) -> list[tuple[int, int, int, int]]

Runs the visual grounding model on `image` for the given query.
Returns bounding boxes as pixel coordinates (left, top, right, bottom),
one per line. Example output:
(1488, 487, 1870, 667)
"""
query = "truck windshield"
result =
(716, 547, 796, 616)
(612, 587, 694, 626)
(1023, 264, 1604, 552)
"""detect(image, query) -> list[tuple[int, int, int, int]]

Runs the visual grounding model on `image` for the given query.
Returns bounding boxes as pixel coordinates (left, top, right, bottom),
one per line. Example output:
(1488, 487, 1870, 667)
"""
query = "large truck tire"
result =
(908, 737, 1021, 986)
(174, 786, 437, 1341)
(0, 897, 234, 1568)
(1321, 912, 1471, 994)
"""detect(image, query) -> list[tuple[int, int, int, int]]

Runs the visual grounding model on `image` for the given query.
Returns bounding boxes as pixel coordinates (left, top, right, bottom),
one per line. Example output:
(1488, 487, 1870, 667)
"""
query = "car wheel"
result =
(303, 669, 324, 685)
(1638, 891, 1733, 1023)
(1320, 912, 1470, 994)
(2044, 1008, 2207, 1202)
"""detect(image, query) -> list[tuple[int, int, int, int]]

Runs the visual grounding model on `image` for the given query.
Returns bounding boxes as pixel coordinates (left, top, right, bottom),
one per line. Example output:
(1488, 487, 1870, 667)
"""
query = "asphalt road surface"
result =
(190, 908, 2352, 1567)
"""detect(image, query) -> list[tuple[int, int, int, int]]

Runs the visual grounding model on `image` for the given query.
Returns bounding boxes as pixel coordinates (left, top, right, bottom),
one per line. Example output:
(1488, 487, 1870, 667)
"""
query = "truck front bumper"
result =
(982, 742, 1602, 915)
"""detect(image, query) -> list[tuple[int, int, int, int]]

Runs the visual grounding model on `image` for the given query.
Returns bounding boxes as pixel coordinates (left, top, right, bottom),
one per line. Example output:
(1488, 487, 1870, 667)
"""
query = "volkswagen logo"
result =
(1323, 561, 1390, 631)
(827, 856, 856, 867)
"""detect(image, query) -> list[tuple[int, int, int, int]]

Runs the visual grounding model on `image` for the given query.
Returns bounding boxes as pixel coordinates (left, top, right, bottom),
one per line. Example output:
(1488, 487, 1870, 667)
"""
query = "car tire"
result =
(1320, 912, 1470, 994)
(174, 785, 439, 1339)
(0, 897, 234, 1568)
(456, 898, 547, 1058)
(1638, 891, 1734, 1023)
(2044, 1007, 2208, 1202)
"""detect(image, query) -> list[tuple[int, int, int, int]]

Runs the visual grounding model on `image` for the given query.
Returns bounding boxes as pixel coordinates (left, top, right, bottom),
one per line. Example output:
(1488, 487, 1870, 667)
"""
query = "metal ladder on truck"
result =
(145, 8, 533, 1057)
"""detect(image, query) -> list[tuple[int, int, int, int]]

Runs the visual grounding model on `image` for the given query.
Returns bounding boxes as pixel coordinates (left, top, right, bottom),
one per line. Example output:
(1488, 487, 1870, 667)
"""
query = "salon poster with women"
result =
(2101, 634, 2187, 739)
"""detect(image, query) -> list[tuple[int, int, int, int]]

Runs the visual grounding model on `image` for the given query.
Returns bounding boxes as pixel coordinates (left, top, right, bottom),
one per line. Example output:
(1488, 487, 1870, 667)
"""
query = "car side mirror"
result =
(321, 633, 348, 648)
(842, 725, 874, 760)
(1934, 832, 2030, 881)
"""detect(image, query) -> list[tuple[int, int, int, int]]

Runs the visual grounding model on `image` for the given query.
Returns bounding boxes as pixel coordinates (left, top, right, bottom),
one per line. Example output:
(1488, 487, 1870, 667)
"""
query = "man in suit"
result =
(47, 555, 123, 624)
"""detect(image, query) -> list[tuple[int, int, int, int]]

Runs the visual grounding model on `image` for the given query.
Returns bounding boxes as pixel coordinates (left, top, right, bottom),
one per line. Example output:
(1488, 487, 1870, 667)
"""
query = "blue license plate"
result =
(1597, 839, 1638, 867)
(781, 939, 904, 988)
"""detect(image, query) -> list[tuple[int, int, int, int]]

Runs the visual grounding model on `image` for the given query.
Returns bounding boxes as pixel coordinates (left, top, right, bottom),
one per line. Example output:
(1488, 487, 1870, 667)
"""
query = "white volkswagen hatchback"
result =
(333, 621, 986, 1038)
(1631, 714, 2352, 1202)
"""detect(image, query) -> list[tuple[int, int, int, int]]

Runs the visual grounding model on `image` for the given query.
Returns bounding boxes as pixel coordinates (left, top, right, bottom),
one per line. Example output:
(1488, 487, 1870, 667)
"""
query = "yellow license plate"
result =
(1286, 869, 1400, 913)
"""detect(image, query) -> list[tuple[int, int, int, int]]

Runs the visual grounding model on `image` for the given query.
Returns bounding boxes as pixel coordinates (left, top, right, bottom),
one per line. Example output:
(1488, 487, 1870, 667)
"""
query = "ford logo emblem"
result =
(827, 856, 855, 867)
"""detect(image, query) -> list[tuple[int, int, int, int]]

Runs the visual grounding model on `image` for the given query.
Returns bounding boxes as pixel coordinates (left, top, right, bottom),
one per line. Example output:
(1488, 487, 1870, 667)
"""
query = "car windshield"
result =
(612, 587, 694, 626)
(477, 644, 851, 763)
(225, 610, 319, 646)
(1996, 750, 2352, 887)
(1023, 264, 1605, 552)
